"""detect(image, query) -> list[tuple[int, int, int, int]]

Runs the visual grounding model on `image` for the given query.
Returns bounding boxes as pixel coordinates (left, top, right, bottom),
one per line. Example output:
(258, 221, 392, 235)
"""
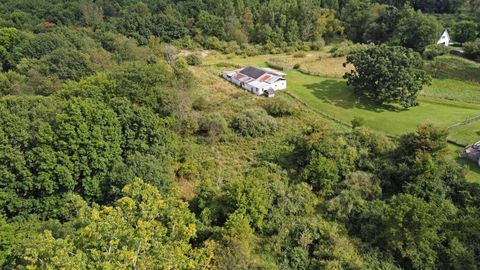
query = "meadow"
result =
(204, 52, 480, 182)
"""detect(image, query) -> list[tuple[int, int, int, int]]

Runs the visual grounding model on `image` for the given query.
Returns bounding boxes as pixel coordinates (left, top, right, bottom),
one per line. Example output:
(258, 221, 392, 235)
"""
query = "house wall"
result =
(271, 80, 287, 90)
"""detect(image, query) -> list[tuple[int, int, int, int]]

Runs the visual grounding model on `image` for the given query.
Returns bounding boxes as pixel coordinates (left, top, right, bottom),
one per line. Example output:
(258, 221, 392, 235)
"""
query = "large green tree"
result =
(344, 45, 431, 108)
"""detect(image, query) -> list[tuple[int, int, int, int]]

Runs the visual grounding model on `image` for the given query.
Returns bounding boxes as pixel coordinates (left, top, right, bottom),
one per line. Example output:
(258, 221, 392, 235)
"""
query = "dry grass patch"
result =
(298, 57, 354, 78)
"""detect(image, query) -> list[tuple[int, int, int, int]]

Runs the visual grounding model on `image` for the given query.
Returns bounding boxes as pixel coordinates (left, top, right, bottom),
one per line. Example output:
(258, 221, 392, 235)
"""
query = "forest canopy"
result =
(0, 0, 479, 269)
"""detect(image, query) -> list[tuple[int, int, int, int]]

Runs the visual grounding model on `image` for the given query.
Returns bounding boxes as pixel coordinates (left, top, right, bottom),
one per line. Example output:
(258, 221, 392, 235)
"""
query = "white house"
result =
(222, 66, 287, 97)
(437, 29, 451, 46)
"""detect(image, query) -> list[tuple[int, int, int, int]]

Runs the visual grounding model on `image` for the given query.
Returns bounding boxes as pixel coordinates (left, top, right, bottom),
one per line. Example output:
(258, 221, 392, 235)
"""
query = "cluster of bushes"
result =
(330, 41, 370, 57)
(186, 54, 202, 66)
(198, 113, 229, 142)
(264, 98, 297, 117)
(422, 44, 450, 60)
(464, 40, 480, 60)
(231, 109, 278, 137)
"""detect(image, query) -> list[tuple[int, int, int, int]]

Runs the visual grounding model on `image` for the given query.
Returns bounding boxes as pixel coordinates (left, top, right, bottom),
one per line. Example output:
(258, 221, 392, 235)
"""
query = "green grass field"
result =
(205, 53, 480, 182)
(285, 70, 480, 135)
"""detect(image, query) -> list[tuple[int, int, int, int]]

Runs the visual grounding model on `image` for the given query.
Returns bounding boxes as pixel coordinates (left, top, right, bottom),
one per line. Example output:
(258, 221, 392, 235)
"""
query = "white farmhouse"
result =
(437, 29, 451, 46)
(222, 66, 287, 97)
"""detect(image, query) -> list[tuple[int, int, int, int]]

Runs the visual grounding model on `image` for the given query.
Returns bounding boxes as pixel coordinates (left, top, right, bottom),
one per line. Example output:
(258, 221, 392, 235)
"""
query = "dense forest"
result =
(0, 0, 480, 269)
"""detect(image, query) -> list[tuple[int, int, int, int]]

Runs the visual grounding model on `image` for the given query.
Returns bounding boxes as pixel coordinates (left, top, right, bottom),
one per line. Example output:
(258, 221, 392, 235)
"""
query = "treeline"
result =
(0, 0, 478, 54)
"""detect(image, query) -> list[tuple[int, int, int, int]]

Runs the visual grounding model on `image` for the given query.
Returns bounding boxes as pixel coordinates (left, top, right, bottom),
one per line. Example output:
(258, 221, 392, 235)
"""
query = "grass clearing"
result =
(425, 55, 480, 83)
(421, 78, 480, 104)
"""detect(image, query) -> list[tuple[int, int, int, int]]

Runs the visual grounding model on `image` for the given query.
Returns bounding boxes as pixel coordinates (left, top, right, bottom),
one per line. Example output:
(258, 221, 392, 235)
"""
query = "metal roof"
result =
(239, 66, 266, 79)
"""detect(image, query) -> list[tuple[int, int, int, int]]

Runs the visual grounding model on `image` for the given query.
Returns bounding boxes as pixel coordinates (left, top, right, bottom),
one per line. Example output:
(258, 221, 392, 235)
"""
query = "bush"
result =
(422, 44, 449, 60)
(351, 116, 366, 128)
(311, 37, 325, 51)
(198, 113, 228, 142)
(231, 109, 278, 137)
(293, 52, 306, 58)
(330, 41, 370, 57)
(264, 98, 296, 117)
(192, 97, 209, 111)
(186, 54, 202, 66)
(464, 40, 480, 60)
(293, 63, 301, 69)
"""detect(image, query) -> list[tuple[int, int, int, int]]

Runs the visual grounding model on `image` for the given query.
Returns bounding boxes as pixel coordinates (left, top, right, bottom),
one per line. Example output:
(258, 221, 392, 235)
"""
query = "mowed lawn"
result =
(285, 70, 480, 135)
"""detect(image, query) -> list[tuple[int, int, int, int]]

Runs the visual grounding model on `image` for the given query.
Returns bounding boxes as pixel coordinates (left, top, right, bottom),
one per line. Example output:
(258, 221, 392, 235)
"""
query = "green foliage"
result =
(186, 54, 202, 66)
(192, 97, 209, 111)
(451, 20, 478, 44)
(41, 48, 94, 81)
(463, 39, 480, 60)
(344, 45, 431, 108)
(423, 44, 450, 60)
(351, 116, 365, 128)
(198, 112, 228, 142)
(0, 27, 20, 70)
(263, 98, 297, 117)
(231, 109, 278, 137)
(398, 124, 448, 159)
(0, 1, 479, 269)
(330, 41, 370, 57)
(8, 179, 215, 269)
(198, 11, 225, 38)
(383, 195, 452, 269)
(396, 7, 442, 52)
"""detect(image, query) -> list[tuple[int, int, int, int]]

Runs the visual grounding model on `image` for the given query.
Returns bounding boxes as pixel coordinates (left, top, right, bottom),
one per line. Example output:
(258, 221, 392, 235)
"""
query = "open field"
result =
(421, 79, 480, 104)
(285, 71, 480, 134)
(204, 52, 480, 182)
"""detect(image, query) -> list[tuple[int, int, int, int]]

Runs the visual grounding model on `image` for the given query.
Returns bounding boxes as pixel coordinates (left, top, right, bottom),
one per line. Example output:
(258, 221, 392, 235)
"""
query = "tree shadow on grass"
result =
(456, 155, 480, 176)
(304, 80, 406, 112)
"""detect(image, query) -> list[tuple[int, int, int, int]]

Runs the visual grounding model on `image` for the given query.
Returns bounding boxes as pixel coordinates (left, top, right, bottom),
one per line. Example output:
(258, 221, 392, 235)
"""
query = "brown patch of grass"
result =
(297, 57, 354, 78)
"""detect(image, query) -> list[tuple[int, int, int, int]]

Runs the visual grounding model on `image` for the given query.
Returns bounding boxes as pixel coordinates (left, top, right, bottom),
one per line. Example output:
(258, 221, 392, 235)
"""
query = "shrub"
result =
(422, 44, 449, 60)
(293, 63, 301, 69)
(293, 52, 306, 58)
(231, 109, 278, 137)
(186, 54, 202, 66)
(451, 20, 478, 44)
(330, 41, 370, 57)
(463, 40, 480, 60)
(311, 37, 325, 51)
(351, 116, 366, 128)
(198, 113, 228, 142)
(264, 98, 296, 117)
(192, 97, 209, 111)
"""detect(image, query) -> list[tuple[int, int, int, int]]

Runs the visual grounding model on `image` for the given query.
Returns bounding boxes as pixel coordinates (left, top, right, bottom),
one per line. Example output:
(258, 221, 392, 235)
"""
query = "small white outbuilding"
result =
(437, 29, 451, 46)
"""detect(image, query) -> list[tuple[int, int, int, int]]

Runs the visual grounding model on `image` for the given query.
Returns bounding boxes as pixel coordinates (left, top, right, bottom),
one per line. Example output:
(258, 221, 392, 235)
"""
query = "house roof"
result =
(239, 66, 266, 79)
(261, 67, 286, 77)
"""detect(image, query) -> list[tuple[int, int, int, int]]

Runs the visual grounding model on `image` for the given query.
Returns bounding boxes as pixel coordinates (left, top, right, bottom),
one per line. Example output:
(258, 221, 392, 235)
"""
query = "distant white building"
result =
(222, 66, 287, 97)
(437, 29, 451, 46)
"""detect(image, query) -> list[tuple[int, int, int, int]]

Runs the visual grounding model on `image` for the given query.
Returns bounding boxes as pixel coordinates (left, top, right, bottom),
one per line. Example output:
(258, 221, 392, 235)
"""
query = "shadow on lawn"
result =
(304, 80, 406, 112)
